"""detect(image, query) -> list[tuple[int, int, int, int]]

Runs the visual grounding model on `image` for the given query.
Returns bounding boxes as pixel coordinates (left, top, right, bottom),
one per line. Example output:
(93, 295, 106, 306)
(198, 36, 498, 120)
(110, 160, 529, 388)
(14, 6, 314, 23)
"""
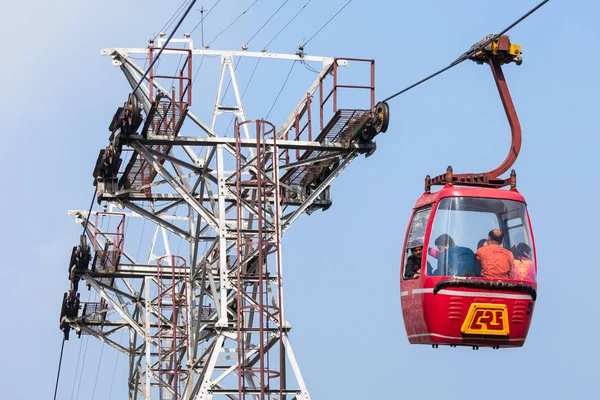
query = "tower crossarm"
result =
(102, 46, 334, 65)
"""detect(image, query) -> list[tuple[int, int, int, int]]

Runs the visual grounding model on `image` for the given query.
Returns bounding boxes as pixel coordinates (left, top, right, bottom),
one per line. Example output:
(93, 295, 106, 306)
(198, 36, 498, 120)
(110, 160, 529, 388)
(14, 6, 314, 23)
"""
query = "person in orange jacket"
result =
(475, 229, 514, 280)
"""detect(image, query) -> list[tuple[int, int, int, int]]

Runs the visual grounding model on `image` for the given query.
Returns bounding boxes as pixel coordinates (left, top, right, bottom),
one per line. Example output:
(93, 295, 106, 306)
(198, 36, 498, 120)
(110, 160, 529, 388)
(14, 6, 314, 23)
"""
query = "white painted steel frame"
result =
(65, 44, 372, 400)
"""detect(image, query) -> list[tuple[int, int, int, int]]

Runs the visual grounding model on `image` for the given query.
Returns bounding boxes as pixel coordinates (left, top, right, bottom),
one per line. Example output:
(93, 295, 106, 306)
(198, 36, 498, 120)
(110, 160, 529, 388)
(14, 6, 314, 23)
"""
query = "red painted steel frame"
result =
(278, 58, 375, 174)
(234, 119, 284, 399)
(319, 58, 375, 130)
(156, 255, 189, 399)
(427, 57, 522, 190)
(148, 47, 193, 105)
(486, 58, 521, 178)
(93, 212, 125, 268)
(400, 186, 537, 348)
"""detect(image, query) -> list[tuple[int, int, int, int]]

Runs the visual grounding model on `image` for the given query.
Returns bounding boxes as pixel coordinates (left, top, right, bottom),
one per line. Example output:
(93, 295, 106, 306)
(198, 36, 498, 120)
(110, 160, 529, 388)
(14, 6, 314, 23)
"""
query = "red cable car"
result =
(400, 36, 537, 349)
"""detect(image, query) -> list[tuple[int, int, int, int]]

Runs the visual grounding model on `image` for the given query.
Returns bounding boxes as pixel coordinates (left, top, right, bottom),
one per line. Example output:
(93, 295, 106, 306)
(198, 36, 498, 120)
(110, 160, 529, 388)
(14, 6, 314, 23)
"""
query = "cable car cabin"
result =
(398, 34, 535, 348)
(400, 185, 537, 349)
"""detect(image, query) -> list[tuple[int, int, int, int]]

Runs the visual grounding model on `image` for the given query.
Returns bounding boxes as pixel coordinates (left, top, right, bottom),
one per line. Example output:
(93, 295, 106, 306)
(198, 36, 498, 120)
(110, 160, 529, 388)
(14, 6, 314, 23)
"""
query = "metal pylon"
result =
(63, 37, 383, 399)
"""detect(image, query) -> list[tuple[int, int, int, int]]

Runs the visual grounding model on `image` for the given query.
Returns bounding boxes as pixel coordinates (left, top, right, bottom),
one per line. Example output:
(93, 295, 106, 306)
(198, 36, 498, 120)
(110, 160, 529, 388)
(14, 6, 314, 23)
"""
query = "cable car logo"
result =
(461, 303, 510, 336)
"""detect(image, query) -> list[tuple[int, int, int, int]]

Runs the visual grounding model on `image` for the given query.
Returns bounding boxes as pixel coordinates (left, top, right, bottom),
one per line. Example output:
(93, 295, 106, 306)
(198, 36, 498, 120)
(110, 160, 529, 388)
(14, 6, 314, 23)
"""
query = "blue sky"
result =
(2, 0, 598, 398)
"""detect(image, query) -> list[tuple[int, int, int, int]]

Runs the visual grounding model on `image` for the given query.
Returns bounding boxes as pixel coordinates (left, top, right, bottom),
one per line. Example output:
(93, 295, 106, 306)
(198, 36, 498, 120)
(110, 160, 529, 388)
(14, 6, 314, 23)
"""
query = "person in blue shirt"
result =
(432, 234, 478, 277)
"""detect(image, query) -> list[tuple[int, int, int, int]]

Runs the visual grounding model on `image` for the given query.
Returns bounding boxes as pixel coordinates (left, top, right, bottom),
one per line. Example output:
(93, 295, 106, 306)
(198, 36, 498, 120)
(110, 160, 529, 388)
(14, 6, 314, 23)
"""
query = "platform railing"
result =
(148, 47, 192, 105)
(319, 57, 375, 130)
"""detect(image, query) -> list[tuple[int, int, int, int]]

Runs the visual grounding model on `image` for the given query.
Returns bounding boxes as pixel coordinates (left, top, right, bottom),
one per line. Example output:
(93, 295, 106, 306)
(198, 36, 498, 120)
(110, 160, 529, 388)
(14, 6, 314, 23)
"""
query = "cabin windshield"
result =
(425, 196, 536, 282)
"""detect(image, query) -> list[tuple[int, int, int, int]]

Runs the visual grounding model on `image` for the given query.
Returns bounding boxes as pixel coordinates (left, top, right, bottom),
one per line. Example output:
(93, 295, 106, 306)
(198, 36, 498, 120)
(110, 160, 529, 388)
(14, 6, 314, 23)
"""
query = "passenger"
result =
(476, 229, 514, 279)
(428, 247, 440, 258)
(404, 246, 423, 279)
(473, 239, 488, 276)
(513, 243, 535, 281)
(425, 246, 440, 275)
(433, 234, 476, 277)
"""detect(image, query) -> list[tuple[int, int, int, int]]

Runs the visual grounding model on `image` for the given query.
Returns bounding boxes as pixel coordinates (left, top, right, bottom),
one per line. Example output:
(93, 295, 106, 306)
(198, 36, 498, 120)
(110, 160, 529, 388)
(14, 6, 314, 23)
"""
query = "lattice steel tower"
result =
(60, 35, 389, 399)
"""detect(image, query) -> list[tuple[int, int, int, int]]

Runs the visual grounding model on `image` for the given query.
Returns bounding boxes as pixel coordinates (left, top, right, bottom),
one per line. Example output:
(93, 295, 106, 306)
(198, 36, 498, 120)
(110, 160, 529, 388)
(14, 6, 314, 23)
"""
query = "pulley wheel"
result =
(373, 101, 390, 133)
(126, 93, 141, 128)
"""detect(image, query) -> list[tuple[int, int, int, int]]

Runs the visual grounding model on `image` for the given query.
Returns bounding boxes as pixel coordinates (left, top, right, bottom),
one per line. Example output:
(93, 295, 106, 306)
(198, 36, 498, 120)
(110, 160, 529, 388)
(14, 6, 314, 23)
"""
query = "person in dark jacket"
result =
(404, 246, 423, 279)
(433, 234, 477, 277)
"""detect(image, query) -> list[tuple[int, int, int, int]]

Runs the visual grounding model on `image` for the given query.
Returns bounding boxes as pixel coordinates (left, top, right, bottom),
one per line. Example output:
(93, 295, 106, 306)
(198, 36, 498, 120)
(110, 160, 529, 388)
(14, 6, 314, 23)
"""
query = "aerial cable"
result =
(190, 0, 222, 35)
(193, 55, 207, 82)
(192, 53, 219, 83)
(128, 55, 149, 61)
(242, 59, 262, 98)
(266, 61, 296, 120)
(132, 0, 197, 95)
(263, 0, 312, 51)
(107, 330, 126, 399)
(225, 58, 263, 135)
(301, 0, 352, 48)
(300, 60, 319, 74)
(206, 0, 259, 47)
(156, 0, 190, 39)
(154, 0, 191, 41)
(244, 0, 290, 48)
(382, 0, 550, 102)
(135, 215, 147, 262)
(221, 57, 244, 103)
(493, 0, 550, 41)
(90, 341, 106, 400)
(165, 203, 181, 243)
(52, 338, 66, 400)
(191, 0, 254, 83)
(81, 191, 96, 237)
(69, 334, 85, 400)
(74, 291, 93, 400)
(74, 335, 89, 399)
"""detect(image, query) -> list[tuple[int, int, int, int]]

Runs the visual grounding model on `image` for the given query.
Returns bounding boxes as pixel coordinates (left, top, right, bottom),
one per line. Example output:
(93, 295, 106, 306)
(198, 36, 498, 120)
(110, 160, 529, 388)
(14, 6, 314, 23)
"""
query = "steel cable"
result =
(74, 333, 90, 399)
(73, 292, 95, 400)
(52, 339, 66, 400)
(154, 0, 191, 41)
(190, 0, 223, 34)
(69, 335, 85, 400)
(132, 0, 197, 94)
(244, 0, 290, 48)
(107, 330, 126, 399)
(266, 61, 296, 120)
(263, 0, 312, 50)
(90, 341, 106, 400)
(206, 1, 259, 47)
(301, 0, 352, 48)
(81, 191, 96, 236)
(221, 58, 244, 104)
(300, 60, 320, 74)
(241, 60, 262, 98)
(382, 0, 551, 102)
(225, 58, 263, 135)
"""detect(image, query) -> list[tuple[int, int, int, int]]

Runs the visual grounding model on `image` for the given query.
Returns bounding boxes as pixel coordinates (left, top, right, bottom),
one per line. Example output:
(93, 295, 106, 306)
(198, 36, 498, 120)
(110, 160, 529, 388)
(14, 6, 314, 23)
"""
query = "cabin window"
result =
(425, 197, 536, 281)
(403, 207, 431, 280)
